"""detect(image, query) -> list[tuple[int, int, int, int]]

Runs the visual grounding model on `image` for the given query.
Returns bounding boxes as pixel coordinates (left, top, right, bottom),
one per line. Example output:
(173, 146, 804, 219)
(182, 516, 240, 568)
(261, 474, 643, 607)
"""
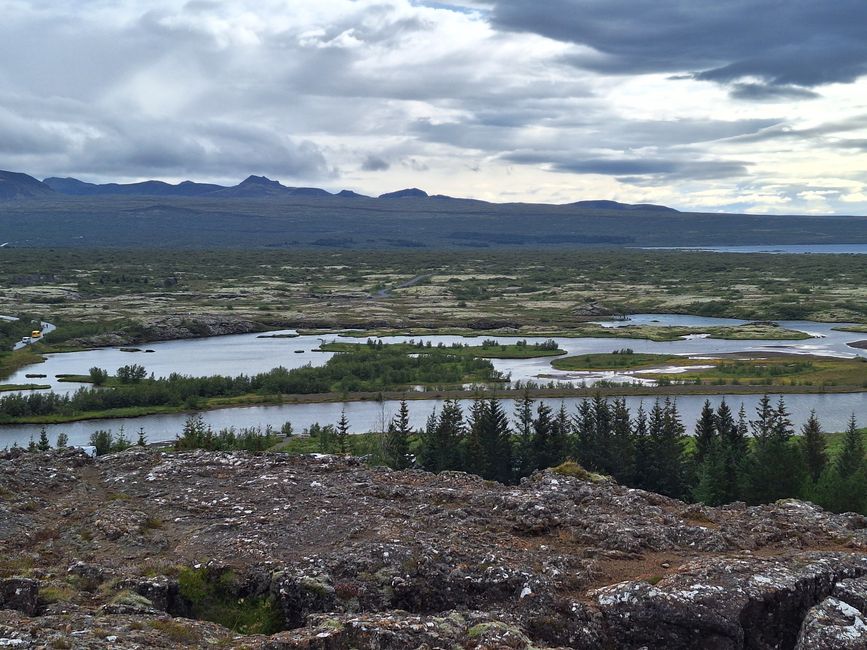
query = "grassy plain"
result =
(318, 341, 566, 358)
(642, 354, 867, 387)
(552, 350, 867, 387)
(0, 249, 865, 347)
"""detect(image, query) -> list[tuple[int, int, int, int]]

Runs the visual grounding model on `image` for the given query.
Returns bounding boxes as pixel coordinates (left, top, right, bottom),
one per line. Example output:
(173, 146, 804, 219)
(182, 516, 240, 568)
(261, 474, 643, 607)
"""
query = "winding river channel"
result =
(2, 314, 866, 447)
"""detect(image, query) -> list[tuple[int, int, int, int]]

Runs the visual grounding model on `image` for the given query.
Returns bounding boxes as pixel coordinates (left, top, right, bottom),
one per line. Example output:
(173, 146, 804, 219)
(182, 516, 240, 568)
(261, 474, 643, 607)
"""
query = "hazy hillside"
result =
(0, 170, 56, 199)
(0, 169, 865, 249)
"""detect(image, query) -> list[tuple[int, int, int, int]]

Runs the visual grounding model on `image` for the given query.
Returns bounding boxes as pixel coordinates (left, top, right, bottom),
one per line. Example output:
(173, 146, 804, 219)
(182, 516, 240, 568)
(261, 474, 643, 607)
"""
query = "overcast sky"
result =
(2, 1, 867, 213)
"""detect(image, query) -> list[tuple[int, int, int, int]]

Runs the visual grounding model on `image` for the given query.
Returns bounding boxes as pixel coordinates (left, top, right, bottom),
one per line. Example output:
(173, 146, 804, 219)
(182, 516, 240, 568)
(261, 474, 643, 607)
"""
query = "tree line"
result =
(370, 393, 866, 515)
(0, 349, 502, 420)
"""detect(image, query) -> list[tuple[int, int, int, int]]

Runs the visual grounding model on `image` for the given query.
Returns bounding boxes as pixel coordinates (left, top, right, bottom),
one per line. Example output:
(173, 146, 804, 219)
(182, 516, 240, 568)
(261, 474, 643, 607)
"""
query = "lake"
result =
(2, 313, 866, 448)
(642, 244, 867, 254)
(3, 314, 864, 396)
(2, 392, 865, 449)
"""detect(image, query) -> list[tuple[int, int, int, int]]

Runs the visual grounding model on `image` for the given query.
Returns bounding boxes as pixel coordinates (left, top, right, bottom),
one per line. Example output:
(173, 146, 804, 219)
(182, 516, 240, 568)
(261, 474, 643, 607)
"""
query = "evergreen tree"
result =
(113, 425, 132, 452)
(654, 398, 686, 499)
(479, 398, 513, 483)
(744, 396, 804, 504)
(592, 394, 613, 473)
(812, 415, 866, 515)
(772, 396, 794, 441)
(137, 427, 148, 447)
(610, 398, 635, 483)
(693, 442, 728, 506)
(715, 400, 736, 447)
(384, 399, 412, 469)
(27, 435, 37, 453)
(644, 399, 666, 492)
(800, 410, 827, 483)
(573, 398, 596, 470)
(55, 432, 69, 449)
(551, 402, 571, 466)
(632, 403, 652, 491)
(336, 409, 350, 454)
(512, 389, 535, 479)
(418, 400, 464, 473)
(836, 414, 865, 479)
(36, 427, 51, 452)
(750, 394, 775, 441)
(532, 402, 556, 471)
(464, 398, 486, 474)
(733, 404, 749, 453)
(694, 400, 717, 466)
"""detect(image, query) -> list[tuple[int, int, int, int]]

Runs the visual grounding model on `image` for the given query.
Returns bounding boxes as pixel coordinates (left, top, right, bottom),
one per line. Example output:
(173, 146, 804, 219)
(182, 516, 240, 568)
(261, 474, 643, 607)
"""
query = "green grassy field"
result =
(552, 352, 684, 371)
(318, 341, 566, 359)
(644, 354, 867, 387)
(0, 249, 864, 352)
(0, 383, 50, 392)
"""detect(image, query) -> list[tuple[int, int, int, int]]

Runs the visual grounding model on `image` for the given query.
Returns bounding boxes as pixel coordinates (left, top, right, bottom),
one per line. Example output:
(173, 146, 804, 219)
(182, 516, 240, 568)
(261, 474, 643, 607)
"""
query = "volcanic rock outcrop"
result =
(1, 448, 865, 648)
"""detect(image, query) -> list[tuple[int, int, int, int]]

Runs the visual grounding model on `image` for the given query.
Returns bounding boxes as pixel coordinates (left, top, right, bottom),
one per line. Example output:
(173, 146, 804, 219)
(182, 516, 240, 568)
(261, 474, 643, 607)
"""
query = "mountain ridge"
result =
(1, 169, 680, 211)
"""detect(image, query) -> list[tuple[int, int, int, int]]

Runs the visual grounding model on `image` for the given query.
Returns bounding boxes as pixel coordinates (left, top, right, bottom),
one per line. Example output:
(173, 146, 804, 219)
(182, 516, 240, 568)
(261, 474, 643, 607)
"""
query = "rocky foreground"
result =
(1, 449, 867, 649)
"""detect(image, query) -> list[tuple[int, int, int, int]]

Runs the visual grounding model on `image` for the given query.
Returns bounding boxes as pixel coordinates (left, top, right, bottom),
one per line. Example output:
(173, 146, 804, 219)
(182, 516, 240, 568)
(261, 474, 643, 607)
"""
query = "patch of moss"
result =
(467, 621, 527, 640)
(39, 584, 78, 605)
(149, 619, 203, 644)
(551, 461, 607, 483)
(177, 566, 283, 635)
(111, 590, 154, 609)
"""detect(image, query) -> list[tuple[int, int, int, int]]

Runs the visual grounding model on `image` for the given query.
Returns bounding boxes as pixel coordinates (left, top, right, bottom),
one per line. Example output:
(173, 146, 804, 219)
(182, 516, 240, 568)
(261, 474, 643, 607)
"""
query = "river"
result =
(1, 313, 866, 447)
(1, 392, 865, 449)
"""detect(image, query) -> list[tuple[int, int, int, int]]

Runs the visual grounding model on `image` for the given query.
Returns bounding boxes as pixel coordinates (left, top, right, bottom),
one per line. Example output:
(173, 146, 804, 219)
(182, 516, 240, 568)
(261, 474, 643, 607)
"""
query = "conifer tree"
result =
(418, 400, 463, 472)
(384, 399, 412, 470)
(800, 410, 827, 483)
(610, 398, 635, 483)
(592, 394, 612, 472)
(55, 432, 69, 449)
(733, 404, 750, 454)
(513, 389, 535, 478)
(552, 402, 571, 466)
(836, 413, 865, 479)
(336, 409, 350, 454)
(654, 398, 686, 498)
(574, 398, 596, 470)
(813, 414, 866, 514)
(750, 394, 775, 441)
(479, 398, 513, 483)
(744, 396, 804, 504)
(772, 396, 794, 441)
(532, 402, 556, 471)
(464, 398, 486, 474)
(37, 427, 51, 452)
(632, 402, 652, 490)
(694, 400, 717, 466)
(137, 427, 148, 447)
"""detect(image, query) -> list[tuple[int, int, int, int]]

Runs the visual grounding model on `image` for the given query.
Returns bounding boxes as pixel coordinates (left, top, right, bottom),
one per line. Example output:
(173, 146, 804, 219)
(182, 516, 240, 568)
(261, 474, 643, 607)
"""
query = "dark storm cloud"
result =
(414, 114, 779, 154)
(361, 155, 390, 171)
(503, 150, 749, 181)
(725, 115, 867, 145)
(729, 84, 820, 102)
(489, 1, 867, 96)
(75, 121, 332, 179)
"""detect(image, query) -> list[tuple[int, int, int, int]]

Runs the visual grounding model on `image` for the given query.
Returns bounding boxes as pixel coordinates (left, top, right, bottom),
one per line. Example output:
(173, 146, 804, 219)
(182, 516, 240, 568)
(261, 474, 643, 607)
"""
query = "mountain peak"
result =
(379, 188, 428, 199)
(0, 170, 56, 199)
(240, 175, 283, 187)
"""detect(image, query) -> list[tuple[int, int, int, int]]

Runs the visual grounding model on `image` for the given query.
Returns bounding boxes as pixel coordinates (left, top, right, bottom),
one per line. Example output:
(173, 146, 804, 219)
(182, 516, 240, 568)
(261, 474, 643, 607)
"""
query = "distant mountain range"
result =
(5, 167, 864, 250)
(0, 169, 677, 211)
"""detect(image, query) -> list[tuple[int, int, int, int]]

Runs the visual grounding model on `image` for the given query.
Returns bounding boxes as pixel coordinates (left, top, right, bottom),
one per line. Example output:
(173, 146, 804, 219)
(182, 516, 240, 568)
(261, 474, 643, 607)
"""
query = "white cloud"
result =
(0, 0, 864, 213)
